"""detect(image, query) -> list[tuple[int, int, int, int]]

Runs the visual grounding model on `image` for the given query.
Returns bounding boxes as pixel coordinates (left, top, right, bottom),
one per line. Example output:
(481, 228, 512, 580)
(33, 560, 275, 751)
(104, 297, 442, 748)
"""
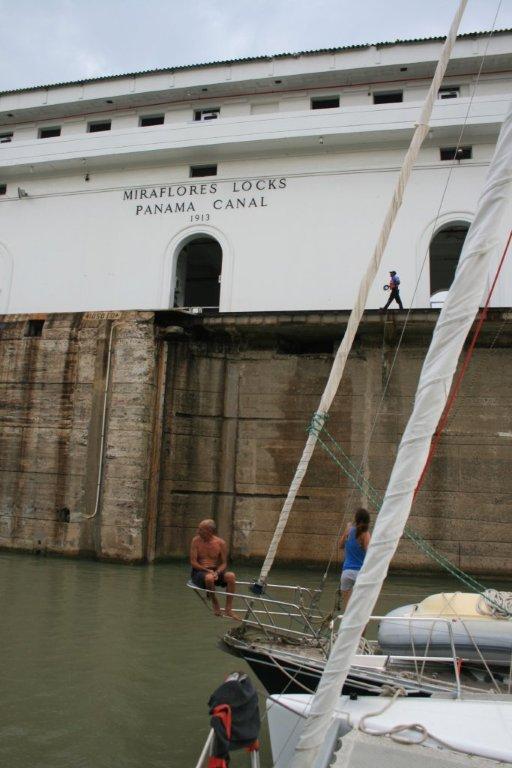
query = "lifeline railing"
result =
(188, 581, 510, 696)
(188, 579, 330, 651)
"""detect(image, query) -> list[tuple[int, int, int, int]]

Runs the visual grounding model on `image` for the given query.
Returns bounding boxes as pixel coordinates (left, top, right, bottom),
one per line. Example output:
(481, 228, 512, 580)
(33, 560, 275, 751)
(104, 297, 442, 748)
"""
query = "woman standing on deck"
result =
(339, 508, 371, 608)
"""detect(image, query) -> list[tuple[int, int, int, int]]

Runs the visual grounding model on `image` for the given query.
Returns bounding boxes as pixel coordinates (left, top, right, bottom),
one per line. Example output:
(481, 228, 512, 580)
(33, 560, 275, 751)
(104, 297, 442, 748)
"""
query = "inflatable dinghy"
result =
(378, 591, 512, 665)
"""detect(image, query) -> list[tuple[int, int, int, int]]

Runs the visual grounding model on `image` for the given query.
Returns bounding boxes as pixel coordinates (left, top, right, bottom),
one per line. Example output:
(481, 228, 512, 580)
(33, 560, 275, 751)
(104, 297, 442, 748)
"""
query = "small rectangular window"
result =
(373, 91, 403, 104)
(190, 165, 217, 177)
(0, 184, 6, 195)
(440, 146, 472, 161)
(88, 120, 111, 133)
(438, 86, 460, 100)
(25, 319, 45, 338)
(194, 108, 220, 121)
(251, 102, 278, 115)
(0, 132, 13, 143)
(39, 126, 61, 139)
(139, 114, 165, 127)
(311, 96, 340, 110)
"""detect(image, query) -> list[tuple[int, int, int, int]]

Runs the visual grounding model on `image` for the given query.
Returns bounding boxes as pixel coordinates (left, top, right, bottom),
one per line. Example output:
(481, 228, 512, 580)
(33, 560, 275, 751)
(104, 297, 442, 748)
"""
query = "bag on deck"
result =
(208, 672, 260, 767)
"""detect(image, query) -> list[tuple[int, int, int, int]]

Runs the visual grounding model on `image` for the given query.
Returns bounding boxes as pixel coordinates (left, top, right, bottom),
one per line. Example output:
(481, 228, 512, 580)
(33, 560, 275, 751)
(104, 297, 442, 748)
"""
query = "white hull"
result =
(268, 693, 512, 766)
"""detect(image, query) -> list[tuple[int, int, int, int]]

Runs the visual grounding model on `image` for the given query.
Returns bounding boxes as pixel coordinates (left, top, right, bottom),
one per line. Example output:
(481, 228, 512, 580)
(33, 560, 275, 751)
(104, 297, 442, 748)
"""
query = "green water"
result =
(0, 552, 505, 768)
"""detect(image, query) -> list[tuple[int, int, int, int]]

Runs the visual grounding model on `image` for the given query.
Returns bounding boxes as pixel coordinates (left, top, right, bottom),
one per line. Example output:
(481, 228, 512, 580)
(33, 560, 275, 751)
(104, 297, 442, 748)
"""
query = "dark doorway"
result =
(174, 237, 222, 309)
(429, 222, 469, 298)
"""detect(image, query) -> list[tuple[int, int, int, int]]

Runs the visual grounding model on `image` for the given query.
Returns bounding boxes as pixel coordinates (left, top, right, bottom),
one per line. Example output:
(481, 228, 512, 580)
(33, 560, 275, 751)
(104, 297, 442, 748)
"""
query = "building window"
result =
(194, 108, 220, 121)
(25, 319, 45, 338)
(190, 164, 217, 178)
(430, 221, 470, 304)
(88, 120, 112, 133)
(0, 132, 13, 143)
(139, 114, 165, 127)
(311, 96, 340, 110)
(373, 91, 403, 104)
(38, 126, 61, 139)
(438, 85, 460, 99)
(0, 184, 6, 195)
(440, 146, 472, 161)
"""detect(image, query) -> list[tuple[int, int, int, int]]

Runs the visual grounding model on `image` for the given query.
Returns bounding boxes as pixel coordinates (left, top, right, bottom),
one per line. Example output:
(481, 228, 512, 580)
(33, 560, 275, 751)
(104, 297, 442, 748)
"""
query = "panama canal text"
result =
(122, 177, 287, 215)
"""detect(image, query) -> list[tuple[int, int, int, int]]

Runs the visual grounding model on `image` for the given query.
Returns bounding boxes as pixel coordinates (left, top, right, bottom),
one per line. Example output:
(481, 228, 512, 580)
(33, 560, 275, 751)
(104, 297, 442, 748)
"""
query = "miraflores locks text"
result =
(123, 177, 287, 215)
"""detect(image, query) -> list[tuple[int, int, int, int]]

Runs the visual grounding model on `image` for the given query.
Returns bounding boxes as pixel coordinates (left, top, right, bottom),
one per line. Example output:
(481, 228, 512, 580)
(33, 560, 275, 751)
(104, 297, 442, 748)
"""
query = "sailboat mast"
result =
(289, 95, 512, 768)
(258, 0, 468, 586)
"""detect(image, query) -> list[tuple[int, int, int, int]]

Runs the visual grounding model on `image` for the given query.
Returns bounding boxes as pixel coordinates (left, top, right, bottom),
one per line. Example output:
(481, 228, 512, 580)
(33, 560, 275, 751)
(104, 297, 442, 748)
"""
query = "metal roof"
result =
(1, 28, 511, 97)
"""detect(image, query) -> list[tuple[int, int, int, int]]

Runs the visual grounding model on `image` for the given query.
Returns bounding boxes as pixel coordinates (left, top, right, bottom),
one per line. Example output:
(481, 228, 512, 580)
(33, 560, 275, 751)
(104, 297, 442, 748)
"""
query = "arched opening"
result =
(429, 221, 470, 306)
(173, 236, 222, 310)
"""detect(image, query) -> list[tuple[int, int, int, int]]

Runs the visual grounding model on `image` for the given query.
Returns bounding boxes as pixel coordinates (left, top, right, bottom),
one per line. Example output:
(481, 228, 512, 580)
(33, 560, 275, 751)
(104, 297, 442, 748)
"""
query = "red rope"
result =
(414, 229, 512, 499)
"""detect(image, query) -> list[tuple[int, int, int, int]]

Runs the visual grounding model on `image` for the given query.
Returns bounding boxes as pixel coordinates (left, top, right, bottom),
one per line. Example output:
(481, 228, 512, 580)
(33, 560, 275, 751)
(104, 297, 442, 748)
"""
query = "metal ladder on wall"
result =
(195, 729, 260, 768)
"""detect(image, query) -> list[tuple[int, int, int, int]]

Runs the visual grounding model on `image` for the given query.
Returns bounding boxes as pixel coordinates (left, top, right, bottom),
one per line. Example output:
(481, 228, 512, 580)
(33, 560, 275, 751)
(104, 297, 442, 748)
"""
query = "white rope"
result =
(357, 691, 479, 755)
(258, 0, 468, 586)
(479, 589, 512, 618)
(290, 73, 512, 768)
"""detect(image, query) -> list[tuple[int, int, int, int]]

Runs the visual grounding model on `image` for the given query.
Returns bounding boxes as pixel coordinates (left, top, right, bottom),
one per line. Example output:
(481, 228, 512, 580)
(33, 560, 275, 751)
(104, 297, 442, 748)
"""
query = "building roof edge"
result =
(1, 28, 511, 97)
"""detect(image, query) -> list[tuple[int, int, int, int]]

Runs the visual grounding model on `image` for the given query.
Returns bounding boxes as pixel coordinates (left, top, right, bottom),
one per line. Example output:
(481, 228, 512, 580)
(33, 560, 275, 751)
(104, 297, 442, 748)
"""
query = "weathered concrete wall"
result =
(156, 311, 512, 576)
(0, 311, 157, 561)
(0, 309, 511, 574)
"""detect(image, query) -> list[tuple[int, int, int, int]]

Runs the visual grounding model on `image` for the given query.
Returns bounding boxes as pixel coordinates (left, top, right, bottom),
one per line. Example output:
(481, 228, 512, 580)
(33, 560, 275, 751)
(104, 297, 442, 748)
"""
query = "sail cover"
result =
(290, 97, 512, 768)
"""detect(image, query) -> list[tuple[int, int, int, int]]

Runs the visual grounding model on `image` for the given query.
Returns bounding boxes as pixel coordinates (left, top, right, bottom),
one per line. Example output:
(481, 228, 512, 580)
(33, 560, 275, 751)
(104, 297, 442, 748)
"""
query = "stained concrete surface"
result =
(0, 309, 510, 574)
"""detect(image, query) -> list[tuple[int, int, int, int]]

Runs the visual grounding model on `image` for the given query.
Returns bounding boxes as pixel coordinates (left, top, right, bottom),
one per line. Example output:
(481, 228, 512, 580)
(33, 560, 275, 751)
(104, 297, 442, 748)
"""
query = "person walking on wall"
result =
(381, 270, 403, 310)
(339, 508, 371, 609)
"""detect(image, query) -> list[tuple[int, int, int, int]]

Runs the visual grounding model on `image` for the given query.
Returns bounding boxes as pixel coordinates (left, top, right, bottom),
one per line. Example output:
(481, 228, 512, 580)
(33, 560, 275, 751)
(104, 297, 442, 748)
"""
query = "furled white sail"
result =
(258, 0, 468, 586)
(290, 98, 512, 768)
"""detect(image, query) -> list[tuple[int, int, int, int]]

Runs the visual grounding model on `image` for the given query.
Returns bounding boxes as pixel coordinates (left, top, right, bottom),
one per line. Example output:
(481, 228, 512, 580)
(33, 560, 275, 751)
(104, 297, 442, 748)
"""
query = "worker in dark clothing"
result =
(381, 270, 403, 310)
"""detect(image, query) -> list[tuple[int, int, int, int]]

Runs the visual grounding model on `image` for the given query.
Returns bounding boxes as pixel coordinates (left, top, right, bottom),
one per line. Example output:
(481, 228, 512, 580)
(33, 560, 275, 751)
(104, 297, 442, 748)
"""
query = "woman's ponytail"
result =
(354, 508, 370, 539)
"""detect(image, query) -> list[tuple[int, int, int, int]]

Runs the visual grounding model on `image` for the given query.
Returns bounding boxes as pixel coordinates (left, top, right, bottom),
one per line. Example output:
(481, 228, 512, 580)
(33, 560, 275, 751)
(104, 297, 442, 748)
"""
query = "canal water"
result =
(0, 552, 506, 768)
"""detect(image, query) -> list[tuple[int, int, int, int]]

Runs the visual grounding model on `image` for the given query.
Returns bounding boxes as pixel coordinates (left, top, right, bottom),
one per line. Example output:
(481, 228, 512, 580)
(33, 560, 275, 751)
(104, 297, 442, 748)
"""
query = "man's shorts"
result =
(190, 568, 228, 589)
(340, 569, 359, 592)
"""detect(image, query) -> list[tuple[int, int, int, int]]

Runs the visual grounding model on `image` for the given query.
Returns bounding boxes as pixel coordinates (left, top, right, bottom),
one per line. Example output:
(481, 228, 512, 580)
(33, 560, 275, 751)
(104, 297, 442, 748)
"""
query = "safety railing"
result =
(187, 579, 329, 650)
(188, 581, 510, 697)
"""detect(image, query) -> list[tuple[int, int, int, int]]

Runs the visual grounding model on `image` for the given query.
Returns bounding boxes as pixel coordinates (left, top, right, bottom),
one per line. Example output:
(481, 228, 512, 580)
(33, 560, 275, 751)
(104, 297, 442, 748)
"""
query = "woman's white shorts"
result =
(340, 569, 359, 592)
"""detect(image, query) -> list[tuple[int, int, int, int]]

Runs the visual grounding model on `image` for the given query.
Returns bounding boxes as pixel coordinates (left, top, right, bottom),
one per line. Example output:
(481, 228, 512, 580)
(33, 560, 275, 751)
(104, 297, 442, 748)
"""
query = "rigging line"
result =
(313, 312, 392, 594)
(414, 228, 512, 499)
(341, 0, 505, 514)
(313, 431, 490, 595)
(257, 0, 470, 586)
(316, 443, 485, 593)
(445, 311, 511, 428)
(310, 5, 506, 591)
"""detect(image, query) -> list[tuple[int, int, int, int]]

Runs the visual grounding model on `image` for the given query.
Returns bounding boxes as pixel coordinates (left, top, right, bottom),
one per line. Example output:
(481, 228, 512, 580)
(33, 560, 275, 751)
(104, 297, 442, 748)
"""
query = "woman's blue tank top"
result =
(343, 526, 366, 571)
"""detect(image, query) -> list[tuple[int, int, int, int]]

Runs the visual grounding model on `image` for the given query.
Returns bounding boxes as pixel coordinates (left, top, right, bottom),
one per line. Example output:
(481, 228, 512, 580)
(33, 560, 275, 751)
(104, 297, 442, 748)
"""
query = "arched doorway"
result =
(173, 236, 222, 310)
(429, 221, 469, 306)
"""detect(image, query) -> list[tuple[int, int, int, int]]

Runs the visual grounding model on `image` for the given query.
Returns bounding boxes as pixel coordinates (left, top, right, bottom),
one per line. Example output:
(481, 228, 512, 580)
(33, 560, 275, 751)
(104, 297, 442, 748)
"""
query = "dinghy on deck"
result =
(378, 592, 512, 664)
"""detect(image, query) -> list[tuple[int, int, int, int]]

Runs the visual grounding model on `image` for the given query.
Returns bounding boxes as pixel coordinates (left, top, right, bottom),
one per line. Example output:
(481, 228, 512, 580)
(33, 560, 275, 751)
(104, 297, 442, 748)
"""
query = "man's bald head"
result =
(198, 519, 217, 540)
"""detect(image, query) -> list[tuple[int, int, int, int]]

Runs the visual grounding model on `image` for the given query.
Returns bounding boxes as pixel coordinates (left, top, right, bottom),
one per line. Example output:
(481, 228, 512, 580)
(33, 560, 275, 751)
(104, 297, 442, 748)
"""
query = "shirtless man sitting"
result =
(190, 519, 238, 620)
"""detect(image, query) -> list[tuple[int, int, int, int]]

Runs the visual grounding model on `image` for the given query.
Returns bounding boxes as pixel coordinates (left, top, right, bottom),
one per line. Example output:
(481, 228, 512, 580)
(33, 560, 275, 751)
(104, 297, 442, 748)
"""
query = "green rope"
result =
(307, 413, 493, 597)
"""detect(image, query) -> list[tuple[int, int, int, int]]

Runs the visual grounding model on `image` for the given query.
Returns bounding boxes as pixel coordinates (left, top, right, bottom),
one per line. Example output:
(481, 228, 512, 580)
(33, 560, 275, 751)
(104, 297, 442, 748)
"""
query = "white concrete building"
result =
(1, 30, 512, 314)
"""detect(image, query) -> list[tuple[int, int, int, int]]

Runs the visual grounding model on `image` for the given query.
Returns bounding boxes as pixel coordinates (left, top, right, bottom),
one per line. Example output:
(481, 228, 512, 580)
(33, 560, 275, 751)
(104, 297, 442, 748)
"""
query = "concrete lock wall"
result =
(0, 309, 511, 575)
(0, 311, 157, 560)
